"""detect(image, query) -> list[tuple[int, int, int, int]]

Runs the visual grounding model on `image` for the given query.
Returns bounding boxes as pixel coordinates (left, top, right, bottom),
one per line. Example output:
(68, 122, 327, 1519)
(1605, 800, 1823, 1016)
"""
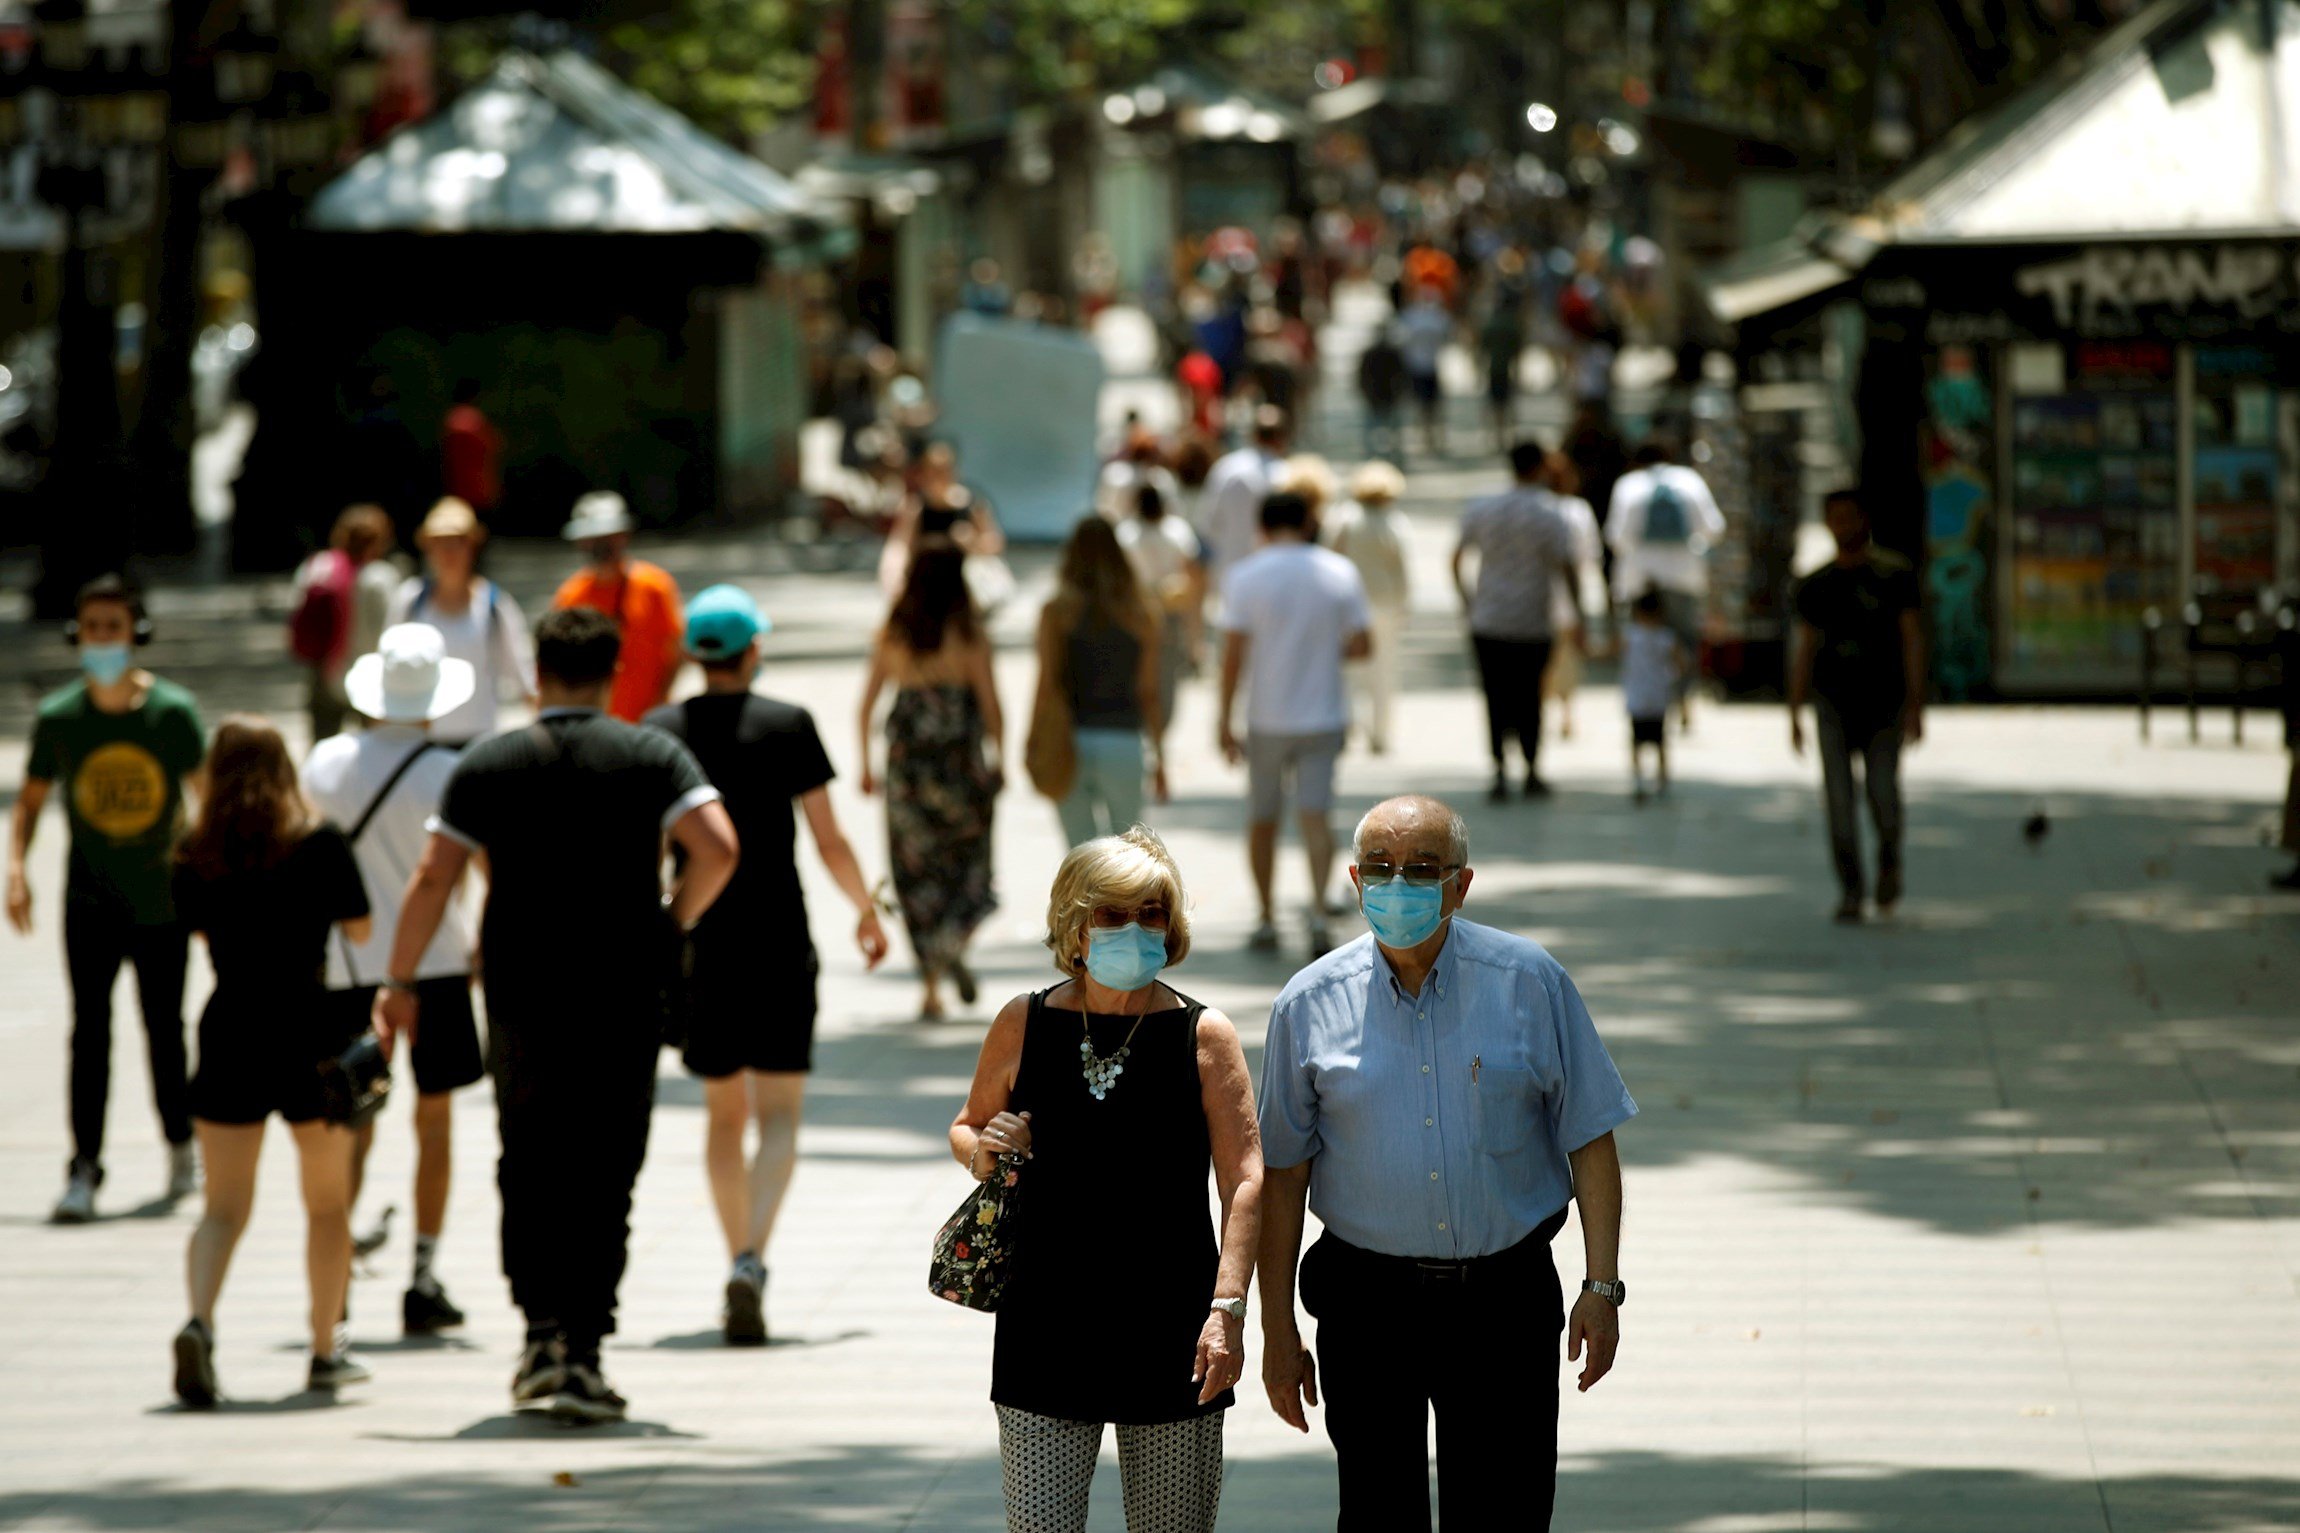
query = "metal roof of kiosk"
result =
(309, 48, 846, 259)
(1705, 0, 2300, 325)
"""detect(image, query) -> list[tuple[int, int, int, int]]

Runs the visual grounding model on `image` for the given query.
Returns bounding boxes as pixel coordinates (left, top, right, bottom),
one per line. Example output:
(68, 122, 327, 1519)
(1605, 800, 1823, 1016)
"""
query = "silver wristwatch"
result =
(1209, 1297, 1247, 1321)
(1582, 1278, 1626, 1305)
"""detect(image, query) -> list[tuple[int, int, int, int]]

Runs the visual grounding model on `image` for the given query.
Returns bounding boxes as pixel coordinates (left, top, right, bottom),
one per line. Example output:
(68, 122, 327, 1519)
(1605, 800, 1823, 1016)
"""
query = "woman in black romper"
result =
(168, 715, 374, 1406)
(953, 827, 1264, 1533)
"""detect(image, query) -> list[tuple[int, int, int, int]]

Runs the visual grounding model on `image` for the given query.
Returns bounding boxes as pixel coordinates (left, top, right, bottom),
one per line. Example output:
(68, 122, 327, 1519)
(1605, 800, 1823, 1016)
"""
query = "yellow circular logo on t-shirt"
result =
(74, 741, 170, 841)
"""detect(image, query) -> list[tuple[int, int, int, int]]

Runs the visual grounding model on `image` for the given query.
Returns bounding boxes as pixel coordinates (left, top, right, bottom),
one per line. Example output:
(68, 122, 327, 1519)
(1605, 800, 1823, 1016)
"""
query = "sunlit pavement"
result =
(2, 459, 2297, 1531)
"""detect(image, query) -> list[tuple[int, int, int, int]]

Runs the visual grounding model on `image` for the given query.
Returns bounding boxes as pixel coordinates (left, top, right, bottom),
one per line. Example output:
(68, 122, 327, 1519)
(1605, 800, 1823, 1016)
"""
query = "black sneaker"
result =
(2269, 862, 2300, 891)
(1833, 896, 1864, 925)
(173, 1319, 219, 1409)
(951, 959, 979, 1007)
(403, 1281, 466, 1335)
(1522, 774, 1553, 798)
(1874, 860, 1903, 913)
(723, 1262, 768, 1347)
(550, 1358, 628, 1424)
(307, 1349, 373, 1392)
(1486, 774, 1509, 805)
(512, 1337, 567, 1410)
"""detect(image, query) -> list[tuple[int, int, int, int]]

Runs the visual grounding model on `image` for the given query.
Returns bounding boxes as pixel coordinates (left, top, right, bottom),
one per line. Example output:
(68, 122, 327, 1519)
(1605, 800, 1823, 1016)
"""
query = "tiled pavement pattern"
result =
(2, 470, 2296, 1531)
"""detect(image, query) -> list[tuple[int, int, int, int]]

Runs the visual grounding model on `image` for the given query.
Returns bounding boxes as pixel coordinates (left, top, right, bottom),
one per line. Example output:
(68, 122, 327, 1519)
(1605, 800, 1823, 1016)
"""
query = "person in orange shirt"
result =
(552, 492, 685, 722)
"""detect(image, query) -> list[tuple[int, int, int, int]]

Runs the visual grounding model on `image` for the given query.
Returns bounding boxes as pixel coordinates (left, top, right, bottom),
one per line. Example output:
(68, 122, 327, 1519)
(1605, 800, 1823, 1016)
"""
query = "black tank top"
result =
(991, 986, 1232, 1424)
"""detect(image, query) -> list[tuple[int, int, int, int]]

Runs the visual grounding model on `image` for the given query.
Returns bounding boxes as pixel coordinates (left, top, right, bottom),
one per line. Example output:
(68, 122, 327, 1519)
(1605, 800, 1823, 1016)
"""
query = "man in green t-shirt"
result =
(7, 575, 207, 1223)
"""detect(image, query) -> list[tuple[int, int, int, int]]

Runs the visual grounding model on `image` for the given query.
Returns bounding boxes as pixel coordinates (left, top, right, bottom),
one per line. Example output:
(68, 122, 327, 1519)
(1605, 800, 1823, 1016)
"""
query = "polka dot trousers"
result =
(994, 1404, 1226, 1533)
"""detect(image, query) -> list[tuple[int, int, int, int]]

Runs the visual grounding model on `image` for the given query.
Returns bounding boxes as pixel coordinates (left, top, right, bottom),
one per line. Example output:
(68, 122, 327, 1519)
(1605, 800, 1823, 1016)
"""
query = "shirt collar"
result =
(1376, 921, 1460, 1006)
(537, 706, 601, 721)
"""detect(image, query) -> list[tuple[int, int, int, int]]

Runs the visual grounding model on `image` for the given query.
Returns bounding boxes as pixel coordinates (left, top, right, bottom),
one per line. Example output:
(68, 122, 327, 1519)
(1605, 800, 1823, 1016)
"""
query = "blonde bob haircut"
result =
(1044, 826, 1193, 977)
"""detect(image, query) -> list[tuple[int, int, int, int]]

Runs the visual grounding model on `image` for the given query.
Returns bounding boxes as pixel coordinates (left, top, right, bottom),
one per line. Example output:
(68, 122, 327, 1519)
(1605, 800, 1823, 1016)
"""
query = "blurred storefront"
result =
(1710, 0, 2300, 696)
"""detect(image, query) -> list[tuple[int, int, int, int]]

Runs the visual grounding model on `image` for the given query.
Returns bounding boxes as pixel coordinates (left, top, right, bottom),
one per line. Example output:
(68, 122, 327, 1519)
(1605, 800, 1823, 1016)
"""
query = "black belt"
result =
(1322, 1206, 1567, 1287)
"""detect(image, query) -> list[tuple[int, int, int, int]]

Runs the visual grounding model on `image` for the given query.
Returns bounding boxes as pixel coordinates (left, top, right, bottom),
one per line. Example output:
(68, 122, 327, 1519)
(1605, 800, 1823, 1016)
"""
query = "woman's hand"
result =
(1151, 762, 1170, 804)
(1193, 1307, 1247, 1405)
(859, 764, 879, 796)
(973, 1110, 1033, 1176)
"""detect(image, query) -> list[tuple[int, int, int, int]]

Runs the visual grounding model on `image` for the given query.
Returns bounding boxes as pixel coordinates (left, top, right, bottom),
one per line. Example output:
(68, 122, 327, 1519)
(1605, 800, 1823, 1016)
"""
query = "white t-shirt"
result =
(387, 576, 536, 744)
(1620, 622, 1679, 721)
(1119, 515, 1200, 608)
(1608, 464, 1726, 599)
(1553, 494, 1602, 631)
(1201, 446, 1283, 572)
(1221, 541, 1372, 736)
(302, 726, 474, 987)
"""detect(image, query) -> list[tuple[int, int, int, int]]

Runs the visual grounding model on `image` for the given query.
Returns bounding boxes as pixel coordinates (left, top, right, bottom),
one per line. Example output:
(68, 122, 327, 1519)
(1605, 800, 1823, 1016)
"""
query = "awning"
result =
(309, 49, 846, 261)
(1701, 0, 2300, 325)
(1701, 233, 1856, 325)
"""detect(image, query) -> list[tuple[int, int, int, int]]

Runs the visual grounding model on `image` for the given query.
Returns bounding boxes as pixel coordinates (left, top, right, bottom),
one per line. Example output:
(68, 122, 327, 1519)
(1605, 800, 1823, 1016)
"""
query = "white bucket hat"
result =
(343, 623, 479, 725)
(563, 490, 636, 543)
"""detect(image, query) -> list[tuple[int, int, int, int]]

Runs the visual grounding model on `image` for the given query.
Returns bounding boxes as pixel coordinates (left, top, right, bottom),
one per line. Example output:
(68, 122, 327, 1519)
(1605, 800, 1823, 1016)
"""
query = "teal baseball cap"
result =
(684, 584, 769, 660)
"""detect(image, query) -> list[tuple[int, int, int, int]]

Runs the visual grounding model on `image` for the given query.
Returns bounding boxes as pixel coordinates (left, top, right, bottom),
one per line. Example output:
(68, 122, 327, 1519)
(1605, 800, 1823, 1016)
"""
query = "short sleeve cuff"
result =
(426, 815, 483, 853)
(662, 784, 723, 834)
(1558, 1091, 1638, 1156)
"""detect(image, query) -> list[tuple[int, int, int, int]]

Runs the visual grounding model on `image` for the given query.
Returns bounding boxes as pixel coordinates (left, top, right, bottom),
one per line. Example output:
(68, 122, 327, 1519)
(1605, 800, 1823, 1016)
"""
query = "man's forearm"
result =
(1257, 1163, 1312, 1334)
(1217, 642, 1245, 734)
(1568, 1133, 1622, 1282)
(389, 872, 454, 981)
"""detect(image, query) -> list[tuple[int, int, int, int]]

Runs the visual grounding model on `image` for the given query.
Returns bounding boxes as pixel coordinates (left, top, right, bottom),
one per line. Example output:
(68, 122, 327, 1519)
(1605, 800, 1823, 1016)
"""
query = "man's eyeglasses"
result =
(1359, 862, 1461, 888)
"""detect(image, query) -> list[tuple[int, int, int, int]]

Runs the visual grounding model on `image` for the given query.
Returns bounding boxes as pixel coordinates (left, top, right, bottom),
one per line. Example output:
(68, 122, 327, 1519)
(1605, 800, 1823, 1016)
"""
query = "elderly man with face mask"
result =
(1255, 793, 1636, 1533)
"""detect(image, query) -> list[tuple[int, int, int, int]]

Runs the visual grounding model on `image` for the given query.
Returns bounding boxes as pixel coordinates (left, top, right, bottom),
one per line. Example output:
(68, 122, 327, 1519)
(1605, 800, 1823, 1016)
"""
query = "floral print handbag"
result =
(930, 1153, 1023, 1312)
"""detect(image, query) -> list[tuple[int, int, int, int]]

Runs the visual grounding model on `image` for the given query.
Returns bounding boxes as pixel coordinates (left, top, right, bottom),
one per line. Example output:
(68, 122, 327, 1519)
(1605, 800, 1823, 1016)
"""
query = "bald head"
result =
(1352, 795, 1469, 869)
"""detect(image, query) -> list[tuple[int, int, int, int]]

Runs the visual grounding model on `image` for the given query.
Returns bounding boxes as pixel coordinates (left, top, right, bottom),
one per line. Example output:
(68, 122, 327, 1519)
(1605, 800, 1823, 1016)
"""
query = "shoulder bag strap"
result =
(335, 740, 448, 988)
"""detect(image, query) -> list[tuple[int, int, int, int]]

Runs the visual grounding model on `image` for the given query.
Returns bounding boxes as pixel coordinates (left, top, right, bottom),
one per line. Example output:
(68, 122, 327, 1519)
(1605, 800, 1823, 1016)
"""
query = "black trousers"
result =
(1472, 635, 1556, 777)
(1300, 1218, 1566, 1533)
(64, 894, 192, 1170)
(490, 1013, 658, 1350)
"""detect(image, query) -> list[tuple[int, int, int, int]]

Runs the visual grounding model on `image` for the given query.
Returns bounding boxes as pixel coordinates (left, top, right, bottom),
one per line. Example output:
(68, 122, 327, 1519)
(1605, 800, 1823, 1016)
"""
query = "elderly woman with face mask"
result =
(951, 827, 1263, 1533)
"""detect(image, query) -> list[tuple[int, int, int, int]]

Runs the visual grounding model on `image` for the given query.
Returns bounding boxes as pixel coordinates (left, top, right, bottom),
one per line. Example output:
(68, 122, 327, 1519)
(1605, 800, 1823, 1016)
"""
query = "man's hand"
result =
(1193, 1308, 1246, 1406)
(858, 765, 879, 796)
(1788, 711, 1806, 757)
(1902, 703, 1925, 747)
(1261, 1324, 1319, 1431)
(372, 987, 420, 1060)
(856, 909, 890, 969)
(1566, 1291, 1620, 1393)
(5, 870, 30, 936)
(1219, 725, 1243, 766)
(1151, 762, 1170, 804)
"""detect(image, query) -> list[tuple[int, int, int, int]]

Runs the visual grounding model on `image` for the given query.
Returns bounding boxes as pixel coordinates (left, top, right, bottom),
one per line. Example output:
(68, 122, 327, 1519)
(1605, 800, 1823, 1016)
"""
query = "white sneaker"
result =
(167, 1143, 199, 1202)
(52, 1164, 98, 1224)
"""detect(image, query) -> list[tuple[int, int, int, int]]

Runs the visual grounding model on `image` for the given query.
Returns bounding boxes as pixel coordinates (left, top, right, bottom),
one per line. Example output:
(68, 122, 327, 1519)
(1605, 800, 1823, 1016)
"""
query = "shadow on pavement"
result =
(2, 1447, 2294, 1531)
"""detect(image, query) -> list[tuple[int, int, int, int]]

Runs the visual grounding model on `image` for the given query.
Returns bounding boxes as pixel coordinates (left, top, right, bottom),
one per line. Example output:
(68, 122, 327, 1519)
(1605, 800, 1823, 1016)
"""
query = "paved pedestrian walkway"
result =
(2, 479, 2297, 1531)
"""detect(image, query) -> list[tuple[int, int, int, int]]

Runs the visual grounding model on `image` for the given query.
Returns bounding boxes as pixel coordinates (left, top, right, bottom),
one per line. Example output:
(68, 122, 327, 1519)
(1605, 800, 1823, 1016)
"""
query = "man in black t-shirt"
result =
(1789, 489, 1926, 924)
(375, 606, 738, 1424)
(645, 585, 888, 1346)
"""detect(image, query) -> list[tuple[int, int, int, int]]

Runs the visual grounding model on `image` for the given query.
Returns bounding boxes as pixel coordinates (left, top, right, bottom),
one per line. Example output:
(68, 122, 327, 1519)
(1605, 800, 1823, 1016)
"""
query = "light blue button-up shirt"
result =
(1258, 919, 1637, 1259)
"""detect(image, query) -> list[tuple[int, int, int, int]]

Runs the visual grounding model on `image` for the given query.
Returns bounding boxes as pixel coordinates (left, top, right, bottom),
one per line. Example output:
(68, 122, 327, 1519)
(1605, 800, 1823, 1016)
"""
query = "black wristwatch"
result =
(1582, 1278, 1626, 1306)
(381, 976, 420, 995)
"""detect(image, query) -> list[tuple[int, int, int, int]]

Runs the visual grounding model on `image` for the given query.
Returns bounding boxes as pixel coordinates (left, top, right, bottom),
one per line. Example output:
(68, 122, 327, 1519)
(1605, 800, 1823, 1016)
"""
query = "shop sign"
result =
(1919, 241, 2300, 342)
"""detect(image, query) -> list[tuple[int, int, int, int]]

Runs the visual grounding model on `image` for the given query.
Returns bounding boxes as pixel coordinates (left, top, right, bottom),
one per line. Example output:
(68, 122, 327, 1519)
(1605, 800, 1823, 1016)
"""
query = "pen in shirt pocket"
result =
(1472, 1054, 1481, 1085)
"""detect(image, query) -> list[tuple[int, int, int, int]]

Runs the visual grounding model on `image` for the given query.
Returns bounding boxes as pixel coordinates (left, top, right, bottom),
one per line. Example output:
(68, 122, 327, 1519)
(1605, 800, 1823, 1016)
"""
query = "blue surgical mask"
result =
(1084, 921, 1168, 992)
(1360, 875, 1450, 950)
(79, 642, 131, 686)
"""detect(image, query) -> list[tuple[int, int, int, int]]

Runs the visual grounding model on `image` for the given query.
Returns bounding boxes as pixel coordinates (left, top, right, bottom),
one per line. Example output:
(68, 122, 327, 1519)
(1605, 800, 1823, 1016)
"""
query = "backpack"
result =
(288, 550, 355, 666)
(1641, 474, 1690, 545)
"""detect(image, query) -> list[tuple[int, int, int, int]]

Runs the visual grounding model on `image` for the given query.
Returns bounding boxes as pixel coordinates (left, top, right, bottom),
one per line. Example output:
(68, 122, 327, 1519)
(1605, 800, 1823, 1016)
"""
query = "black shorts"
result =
(1631, 715, 1666, 747)
(191, 1004, 362, 1127)
(327, 978, 485, 1097)
(682, 944, 819, 1078)
(1409, 370, 1441, 406)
